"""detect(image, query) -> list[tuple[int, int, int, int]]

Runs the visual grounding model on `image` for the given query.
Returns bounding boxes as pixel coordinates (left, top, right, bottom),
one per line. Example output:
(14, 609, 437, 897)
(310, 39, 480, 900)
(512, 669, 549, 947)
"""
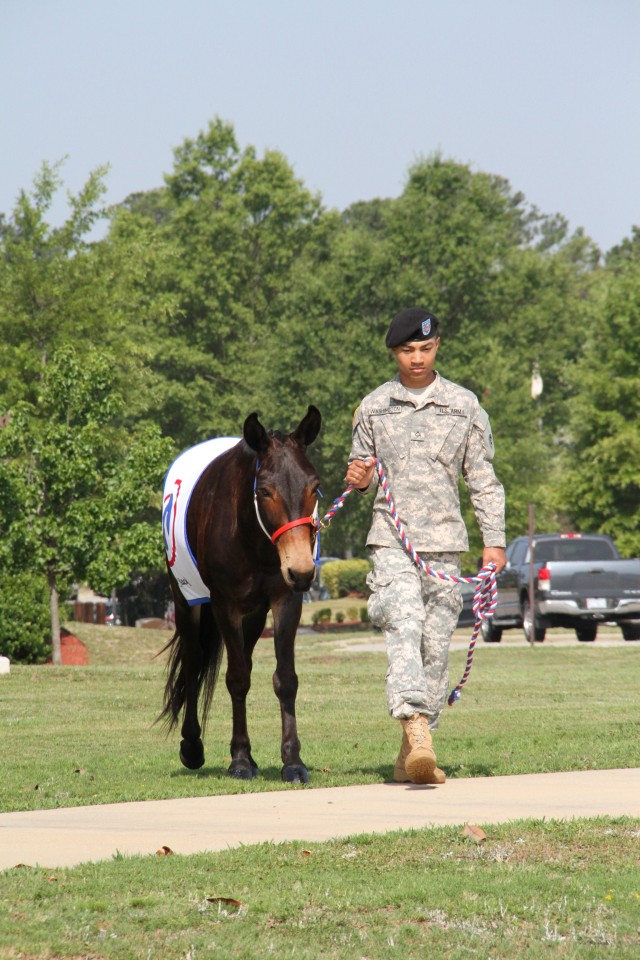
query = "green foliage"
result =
(0, 160, 114, 408)
(0, 343, 173, 663)
(0, 347, 171, 594)
(0, 163, 174, 606)
(321, 558, 372, 598)
(118, 117, 325, 448)
(311, 607, 332, 625)
(555, 244, 640, 553)
(0, 572, 51, 662)
(1, 120, 638, 628)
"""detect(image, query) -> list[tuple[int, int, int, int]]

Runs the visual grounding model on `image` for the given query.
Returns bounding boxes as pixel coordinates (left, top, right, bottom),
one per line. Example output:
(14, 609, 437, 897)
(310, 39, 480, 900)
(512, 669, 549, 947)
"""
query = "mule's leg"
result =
(175, 602, 206, 770)
(218, 606, 267, 779)
(272, 593, 308, 784)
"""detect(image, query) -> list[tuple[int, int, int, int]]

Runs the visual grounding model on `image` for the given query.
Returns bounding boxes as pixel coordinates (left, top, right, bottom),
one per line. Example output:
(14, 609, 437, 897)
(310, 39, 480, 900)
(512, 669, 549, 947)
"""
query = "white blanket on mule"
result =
(163, 437, 240, 605)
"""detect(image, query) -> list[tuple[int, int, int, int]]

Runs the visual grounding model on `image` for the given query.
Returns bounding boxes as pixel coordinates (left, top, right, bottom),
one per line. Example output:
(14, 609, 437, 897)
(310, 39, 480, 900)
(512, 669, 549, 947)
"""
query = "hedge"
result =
(321, 559, 372, 598)
(0, 572, 51, 663)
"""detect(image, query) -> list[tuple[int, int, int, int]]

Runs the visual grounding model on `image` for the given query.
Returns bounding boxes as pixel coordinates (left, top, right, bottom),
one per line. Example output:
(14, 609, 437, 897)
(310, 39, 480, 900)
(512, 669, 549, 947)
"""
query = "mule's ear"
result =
(291, 405, 321, 449)
(243, 412, 270, 455)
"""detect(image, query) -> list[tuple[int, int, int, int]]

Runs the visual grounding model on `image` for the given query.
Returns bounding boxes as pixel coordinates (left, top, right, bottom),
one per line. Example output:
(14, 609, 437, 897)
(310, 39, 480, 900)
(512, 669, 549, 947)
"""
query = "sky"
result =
(2, 0, 638, 253)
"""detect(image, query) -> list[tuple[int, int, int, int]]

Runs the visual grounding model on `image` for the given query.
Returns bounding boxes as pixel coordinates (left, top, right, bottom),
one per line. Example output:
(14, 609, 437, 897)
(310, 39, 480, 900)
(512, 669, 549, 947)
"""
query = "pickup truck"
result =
(482, 533, 640, 643)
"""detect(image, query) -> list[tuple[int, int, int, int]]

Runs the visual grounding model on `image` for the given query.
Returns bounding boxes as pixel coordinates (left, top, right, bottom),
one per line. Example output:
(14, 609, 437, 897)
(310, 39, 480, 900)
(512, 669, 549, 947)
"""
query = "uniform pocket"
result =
(366, 562, 424, 627)
(412, 416, 468, 466)
(371, 414, 408, 464)
(435, 418, 468, 466)
(366, 567, 394, 591)
(366, 567, 395, 627)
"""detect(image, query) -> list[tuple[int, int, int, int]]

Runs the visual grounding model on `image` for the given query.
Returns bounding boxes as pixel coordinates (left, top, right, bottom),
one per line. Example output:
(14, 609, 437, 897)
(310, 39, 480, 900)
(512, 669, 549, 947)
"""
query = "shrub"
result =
(311, 607, 333, 625)
(0, 572, 51, 663)
(346, 606, 359, 621)
(360, 605, 370, 623)
(321, 559, 372, 599)
(335, 611, 345, 623)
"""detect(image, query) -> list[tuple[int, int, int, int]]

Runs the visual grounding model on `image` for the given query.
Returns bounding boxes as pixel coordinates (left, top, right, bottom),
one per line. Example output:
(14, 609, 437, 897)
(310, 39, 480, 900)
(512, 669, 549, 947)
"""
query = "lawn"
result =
(0, 622, 638, 958)
(0, 623, 638, 812)
(0, 819, 638, 959)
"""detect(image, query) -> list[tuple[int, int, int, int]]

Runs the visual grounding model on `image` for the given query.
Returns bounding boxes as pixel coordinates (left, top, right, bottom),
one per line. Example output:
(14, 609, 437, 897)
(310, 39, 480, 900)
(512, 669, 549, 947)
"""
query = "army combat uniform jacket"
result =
(350, 372, 506, 553)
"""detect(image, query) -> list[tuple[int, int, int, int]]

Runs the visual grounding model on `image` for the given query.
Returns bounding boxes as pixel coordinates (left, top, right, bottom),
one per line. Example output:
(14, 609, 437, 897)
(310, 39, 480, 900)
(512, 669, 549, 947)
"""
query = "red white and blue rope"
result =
(319, 457, 497, 706)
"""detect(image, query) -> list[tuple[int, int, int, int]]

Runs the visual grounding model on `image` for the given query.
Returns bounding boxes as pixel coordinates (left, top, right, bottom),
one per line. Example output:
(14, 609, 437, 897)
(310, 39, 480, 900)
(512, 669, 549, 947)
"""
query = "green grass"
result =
(0, 819, 638, 959)
(0, 625, 638, 813)
(0, 624, 638, 958)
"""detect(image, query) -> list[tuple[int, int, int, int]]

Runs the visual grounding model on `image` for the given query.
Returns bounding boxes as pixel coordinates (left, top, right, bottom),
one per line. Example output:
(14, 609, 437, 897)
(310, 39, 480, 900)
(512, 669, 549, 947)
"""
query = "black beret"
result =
(385, 308, 440, 348)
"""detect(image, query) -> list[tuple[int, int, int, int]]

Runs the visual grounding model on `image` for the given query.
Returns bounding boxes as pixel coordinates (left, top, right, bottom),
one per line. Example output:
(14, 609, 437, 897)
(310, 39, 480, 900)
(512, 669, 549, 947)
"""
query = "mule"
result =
(160, 405, 321, 783)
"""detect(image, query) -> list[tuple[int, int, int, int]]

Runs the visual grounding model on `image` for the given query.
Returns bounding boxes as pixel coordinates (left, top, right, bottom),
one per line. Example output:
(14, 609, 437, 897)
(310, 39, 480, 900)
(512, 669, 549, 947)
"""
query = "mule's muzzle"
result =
(287, 567, 315, 592)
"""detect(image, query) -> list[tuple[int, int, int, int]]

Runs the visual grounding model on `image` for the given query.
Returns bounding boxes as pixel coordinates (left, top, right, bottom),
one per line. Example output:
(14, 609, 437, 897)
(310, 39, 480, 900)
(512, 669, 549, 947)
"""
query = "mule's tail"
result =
(157, 603, 224, 733)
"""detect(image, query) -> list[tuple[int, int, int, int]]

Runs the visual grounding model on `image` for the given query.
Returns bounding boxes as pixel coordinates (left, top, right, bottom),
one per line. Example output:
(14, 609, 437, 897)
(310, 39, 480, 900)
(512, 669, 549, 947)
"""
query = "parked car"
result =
(304, 556, 342, 602)
(481, 533, 640, 643)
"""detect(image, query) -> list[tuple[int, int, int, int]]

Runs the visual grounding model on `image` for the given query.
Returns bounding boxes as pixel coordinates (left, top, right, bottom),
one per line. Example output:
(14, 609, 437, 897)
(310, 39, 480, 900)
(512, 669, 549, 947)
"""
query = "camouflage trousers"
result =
(367, 546, 463, 729)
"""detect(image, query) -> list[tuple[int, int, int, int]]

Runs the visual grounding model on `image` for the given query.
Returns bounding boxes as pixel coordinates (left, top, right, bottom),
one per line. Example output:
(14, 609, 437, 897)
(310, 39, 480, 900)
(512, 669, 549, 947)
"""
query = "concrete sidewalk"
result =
(1, 768, 638, 870)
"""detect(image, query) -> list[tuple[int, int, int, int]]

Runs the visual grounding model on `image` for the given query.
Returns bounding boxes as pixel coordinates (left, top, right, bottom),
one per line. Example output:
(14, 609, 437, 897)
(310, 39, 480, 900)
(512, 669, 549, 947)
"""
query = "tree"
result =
(111, 117, 326, 449)
(0, 347, 172, 663)
(555, 240, 640, 553)
(0, 160, 111, 406)
(0, 160, 170, 437)
(459, 231, 600, 550)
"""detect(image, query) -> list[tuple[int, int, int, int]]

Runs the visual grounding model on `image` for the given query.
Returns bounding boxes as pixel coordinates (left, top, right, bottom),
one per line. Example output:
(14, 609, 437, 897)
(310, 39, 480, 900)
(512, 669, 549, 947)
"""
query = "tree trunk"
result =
(48, 572, 62, 665)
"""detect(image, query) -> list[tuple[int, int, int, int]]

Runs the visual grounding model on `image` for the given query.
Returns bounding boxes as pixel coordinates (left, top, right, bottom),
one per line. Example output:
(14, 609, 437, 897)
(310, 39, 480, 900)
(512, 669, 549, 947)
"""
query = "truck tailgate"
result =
(545, 560, 640, 603)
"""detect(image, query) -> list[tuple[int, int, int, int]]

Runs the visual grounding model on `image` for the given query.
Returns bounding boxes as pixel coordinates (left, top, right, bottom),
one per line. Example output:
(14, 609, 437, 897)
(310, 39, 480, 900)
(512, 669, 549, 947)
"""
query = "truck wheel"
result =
(621, 623, 640, 641)
(480, 619, 503, 643)
(522, 599, 546, 643)
(575, 623, 597, 642)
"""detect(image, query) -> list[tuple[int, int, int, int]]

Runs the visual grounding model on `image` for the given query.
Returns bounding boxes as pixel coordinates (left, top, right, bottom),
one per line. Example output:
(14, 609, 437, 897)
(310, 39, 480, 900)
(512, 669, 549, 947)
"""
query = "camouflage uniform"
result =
(350, 371, 505, 728)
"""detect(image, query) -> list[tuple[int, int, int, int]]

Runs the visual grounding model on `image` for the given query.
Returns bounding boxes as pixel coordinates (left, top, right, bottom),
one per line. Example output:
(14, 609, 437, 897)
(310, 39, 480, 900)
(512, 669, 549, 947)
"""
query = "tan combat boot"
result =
(395, 713, 446, 785)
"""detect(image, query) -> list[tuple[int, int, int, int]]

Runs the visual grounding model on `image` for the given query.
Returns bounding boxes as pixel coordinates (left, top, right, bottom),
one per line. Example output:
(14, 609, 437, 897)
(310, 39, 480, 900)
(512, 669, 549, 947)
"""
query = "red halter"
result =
(270, 515, 318, 545)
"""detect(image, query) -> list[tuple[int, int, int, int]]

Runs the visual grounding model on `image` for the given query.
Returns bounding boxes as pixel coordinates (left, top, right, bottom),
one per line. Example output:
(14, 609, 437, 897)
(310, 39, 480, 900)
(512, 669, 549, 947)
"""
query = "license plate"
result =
(586, 598, 607, 609)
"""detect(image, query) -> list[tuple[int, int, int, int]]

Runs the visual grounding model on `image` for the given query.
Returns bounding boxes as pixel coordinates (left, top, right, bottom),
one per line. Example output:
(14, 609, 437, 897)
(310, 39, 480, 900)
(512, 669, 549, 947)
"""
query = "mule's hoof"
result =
(228, 760, 259, 780)
(282, 764, 309, 784)
(180, 739, 205, 770)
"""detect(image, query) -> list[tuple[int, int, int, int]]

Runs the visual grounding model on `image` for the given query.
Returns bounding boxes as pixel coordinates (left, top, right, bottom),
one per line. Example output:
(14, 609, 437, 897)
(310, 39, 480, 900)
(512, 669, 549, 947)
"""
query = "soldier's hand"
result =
(482, 546, 507, 574)
(345, 459, 376, 490)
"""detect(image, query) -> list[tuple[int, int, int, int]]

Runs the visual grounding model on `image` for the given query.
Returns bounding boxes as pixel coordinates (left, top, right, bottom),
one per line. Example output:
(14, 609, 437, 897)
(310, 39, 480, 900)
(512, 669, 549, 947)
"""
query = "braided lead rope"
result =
(319, 457, 498, 705)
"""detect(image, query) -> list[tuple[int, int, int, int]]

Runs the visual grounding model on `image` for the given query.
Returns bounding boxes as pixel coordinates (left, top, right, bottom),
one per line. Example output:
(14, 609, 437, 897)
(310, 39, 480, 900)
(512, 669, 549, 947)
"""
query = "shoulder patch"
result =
(476, 408, 495, 459)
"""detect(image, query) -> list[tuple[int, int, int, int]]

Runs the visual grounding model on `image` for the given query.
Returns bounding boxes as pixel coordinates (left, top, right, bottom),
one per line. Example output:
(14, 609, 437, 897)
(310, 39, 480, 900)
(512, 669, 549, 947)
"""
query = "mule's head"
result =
(244, 406, 322, 591)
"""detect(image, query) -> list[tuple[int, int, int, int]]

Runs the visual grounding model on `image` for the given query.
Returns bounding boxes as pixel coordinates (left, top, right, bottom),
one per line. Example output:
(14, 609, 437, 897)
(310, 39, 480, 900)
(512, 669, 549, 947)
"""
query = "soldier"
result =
(346, 307, 506, 785)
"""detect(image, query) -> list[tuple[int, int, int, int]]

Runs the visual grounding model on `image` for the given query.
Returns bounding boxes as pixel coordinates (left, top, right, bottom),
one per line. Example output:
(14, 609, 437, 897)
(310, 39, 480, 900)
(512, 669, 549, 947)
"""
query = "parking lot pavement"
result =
(334, 628, 636, 653)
